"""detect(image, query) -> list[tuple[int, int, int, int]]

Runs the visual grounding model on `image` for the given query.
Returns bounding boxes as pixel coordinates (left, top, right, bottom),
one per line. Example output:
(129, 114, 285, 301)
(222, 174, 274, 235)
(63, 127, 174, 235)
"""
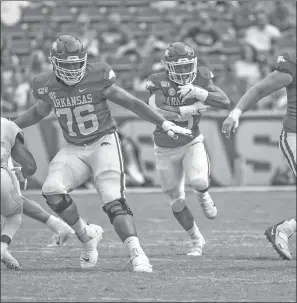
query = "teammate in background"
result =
(8, 157, 74, 248)
(146, 42, 230, 256)
(222, 51, 296, 260)
(1, 117, 37, 269)
(14, 35, 192, 272)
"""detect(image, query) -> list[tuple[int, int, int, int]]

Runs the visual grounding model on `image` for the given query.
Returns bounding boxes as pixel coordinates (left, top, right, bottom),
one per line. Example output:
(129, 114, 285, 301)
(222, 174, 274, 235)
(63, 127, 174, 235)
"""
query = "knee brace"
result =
(164, 187, 185, 211)
(102, 198, 133, 224)
(42, 193, 73, 213)
(190, 177, 209, 192)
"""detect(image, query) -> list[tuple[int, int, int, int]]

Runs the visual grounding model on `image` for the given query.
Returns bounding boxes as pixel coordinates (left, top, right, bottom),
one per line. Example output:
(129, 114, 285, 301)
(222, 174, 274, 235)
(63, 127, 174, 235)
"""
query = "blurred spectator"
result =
(99, 13, 137, 62)
(133, 36, 167, 92)
(25, 35, 52, 83)
(231, 1, 255, 37)
(178, 11, 223, 54)
(269, 0, 295, 32)
(1, 36, 23, 111)
(75, 13, 100, 62)
(244, 12, 281, 57)
(232, 43, 262, 94)
(1, 1, 29, 26)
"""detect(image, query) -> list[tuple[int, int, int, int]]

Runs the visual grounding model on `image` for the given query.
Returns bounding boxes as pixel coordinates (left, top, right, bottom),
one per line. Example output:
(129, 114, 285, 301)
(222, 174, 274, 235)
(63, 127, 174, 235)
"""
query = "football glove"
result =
(178, 84, 208, 103)
(162, 121, 193, 139)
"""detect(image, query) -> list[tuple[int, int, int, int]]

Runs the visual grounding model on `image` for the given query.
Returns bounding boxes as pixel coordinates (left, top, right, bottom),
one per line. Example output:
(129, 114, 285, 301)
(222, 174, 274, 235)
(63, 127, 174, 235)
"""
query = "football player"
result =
(7, 157, 74, 248)
(14, 35, 192, 272)
(146, 42, 230, 256)
(222, 51, 296, 260)
(1, 117, 37, 269)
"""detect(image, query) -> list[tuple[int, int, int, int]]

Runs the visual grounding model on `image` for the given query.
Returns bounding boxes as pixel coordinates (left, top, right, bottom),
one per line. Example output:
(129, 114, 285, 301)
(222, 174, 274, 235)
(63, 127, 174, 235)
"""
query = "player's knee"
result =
(42, 178, 67, 196)
(102, 198, 133, 224)
(42, 193, 73, 213)
(164, 188, 186, 212)
(171, 198, 186, 213)
(190, 177, 209, 192)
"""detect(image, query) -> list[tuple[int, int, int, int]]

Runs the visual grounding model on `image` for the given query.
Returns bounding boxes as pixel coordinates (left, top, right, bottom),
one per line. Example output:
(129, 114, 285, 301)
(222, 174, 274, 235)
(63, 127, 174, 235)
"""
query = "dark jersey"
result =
(146, 67, 213, 148)
(273, 52, 296, 133)
(32, 62, 117, 145)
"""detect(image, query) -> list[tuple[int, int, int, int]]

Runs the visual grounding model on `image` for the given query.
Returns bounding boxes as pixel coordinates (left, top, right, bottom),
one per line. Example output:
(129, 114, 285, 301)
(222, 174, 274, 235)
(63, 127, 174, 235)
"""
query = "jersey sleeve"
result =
(273, 53, 296, 78)
(31, 75, 40, 100)
(102, 63, 116, 88)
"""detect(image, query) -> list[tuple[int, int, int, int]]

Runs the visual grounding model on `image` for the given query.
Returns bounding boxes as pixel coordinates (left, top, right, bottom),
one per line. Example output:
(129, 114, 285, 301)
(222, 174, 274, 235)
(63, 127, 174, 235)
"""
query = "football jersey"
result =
(146, 66, 213, 148)
(274, 52, 296, 133)
(32, 62, 118, 145)
(1, 117, 24, 169)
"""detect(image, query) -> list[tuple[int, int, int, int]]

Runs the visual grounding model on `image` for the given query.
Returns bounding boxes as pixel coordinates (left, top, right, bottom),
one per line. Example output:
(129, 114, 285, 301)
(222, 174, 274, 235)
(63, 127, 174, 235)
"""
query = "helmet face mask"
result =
(163, 42, 197, 85)
(49, 35, 87, 86)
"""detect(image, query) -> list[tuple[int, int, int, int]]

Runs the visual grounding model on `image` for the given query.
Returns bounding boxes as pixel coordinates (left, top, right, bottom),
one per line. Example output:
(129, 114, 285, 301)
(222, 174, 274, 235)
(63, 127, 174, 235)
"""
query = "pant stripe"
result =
(114, 132, 126, 199)
(280, 131, 296, 176)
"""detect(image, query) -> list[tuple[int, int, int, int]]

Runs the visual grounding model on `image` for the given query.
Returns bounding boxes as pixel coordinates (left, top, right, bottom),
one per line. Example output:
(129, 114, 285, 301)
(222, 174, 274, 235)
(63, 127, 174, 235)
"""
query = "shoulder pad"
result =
(146, 72, 168, 90)
(197, 66, 214, 79)
(274, 52, 296, 77)
(32, 72, 52, 98)
(89, 62, 116, 87)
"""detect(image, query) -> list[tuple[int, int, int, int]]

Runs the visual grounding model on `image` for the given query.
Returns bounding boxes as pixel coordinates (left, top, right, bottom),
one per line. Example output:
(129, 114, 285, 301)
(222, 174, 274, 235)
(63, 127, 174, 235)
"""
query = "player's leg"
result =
(90, 133, 151, 272)
(264, 131, 296, 260)
(155, 145, 205, 256)
(0, 168, 22, 269)
(41, 147, 103, 268)
(8, 157, 74, 247)
(183, 136, 217, 219)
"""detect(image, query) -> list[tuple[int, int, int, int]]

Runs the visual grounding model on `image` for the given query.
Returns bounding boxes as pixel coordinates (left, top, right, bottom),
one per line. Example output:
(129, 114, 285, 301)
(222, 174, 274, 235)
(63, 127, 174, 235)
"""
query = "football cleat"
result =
(79, 224, 103, 269)
(1, 244, 22, 270)
(187, 236, 206, 256)
(129, 247, 153, 273)
(197, 191, 217, 219)
(264, 222, 292, 260)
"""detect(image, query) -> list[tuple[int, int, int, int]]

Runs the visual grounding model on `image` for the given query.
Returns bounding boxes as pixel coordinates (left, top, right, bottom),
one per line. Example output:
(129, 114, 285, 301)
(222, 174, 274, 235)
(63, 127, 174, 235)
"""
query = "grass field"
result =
(1, 188, 296, 302)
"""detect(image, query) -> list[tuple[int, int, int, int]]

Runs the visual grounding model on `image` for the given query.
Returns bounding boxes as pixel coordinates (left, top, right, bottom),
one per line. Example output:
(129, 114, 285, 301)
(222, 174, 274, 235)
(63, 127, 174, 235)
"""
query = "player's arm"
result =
(233, 70, 292, 113)
(204, 80, 231, 109)
(105, 84, 168, 126)
(14, 99, 53, 129)
(104, 84, 192, 138)
(11, 135, 37, 179)
(222, 70, 292, 138)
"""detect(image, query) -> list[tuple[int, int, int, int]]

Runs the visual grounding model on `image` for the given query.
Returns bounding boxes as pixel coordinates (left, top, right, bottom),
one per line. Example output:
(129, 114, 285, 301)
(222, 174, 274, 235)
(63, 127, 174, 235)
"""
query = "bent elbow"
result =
(222, 97, 231, 109)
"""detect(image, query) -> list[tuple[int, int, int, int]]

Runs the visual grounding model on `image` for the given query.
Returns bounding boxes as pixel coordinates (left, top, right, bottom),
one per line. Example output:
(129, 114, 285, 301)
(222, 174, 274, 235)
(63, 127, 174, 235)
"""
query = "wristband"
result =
(194, 86, 208, 102)
(229, 108, 242, 120)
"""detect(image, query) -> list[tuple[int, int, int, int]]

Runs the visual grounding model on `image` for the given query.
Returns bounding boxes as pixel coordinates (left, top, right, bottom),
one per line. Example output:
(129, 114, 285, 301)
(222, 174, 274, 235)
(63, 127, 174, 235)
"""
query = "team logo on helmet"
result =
(52, 41, 58, 52)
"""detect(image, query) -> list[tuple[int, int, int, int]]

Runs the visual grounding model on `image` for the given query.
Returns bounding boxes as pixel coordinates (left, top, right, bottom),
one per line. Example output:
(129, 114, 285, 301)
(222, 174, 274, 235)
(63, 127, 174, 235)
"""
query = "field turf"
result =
(1, 188, 296, 302)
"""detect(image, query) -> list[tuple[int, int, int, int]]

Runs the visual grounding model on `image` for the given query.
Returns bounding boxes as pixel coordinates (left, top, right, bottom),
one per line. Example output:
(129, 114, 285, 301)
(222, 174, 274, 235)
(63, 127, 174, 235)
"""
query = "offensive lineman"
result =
(222, 51, 296, 260)
(146, 42, 230, 255)
(1, 117, 37, 269)
(14, 35, 192, 272)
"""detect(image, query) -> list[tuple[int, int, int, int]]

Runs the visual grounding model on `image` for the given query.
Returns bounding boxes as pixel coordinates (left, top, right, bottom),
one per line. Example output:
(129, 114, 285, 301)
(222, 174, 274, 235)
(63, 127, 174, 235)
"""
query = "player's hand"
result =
(221, 117, 239, 139)
(11, 167, 27, 189)
(177, 83, 196, 102)
(177, 84, 208, 103)
(162, 121, 193, 139)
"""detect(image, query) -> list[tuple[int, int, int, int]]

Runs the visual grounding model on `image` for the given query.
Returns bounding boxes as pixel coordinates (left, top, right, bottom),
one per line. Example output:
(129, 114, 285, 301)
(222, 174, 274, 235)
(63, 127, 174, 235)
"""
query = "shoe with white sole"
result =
(1, 243, 22, 270)
(79, 224, 103, 269)
(264, 221, 292, 260)
(197, 192, 217, 219)
(129, 247, 153, 272)
(187, 236, 206, 256)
